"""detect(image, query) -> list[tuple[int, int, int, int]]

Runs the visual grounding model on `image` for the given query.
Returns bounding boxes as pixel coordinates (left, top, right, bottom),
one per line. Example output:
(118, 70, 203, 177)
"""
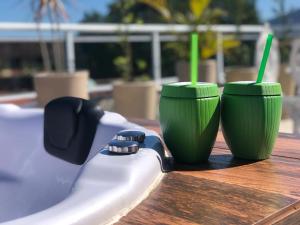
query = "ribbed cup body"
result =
(160, 96, 220, 164)
(221, 94, 282, 160)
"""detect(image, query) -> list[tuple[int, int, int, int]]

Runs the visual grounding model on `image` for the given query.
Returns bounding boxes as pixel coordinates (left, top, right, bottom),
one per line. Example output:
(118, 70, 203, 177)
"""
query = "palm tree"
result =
(138, 0, 239, 60)
(31, 0, 68, 72)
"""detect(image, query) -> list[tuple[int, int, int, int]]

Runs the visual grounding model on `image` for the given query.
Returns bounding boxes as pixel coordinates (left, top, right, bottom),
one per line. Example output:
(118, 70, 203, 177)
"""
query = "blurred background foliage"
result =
(272, 0, 291, 63)
(76, 0, 260, 80)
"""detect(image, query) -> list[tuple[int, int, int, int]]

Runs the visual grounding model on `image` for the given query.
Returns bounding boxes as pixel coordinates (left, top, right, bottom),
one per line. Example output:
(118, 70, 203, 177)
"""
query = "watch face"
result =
(108, 140, 140, 154)
(116, 130, 145, 143)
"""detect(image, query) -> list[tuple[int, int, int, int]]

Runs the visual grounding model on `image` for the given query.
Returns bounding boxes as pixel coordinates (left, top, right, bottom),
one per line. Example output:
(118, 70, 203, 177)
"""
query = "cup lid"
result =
(223, 81, 282, 96)
(161, 82, 219, 98)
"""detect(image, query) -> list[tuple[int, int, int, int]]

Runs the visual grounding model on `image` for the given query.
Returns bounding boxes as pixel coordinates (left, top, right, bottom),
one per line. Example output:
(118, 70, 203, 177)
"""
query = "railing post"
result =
(66, 31, 75, 74)
(152, 32, 162, 84)
(217, 32, 225, 84)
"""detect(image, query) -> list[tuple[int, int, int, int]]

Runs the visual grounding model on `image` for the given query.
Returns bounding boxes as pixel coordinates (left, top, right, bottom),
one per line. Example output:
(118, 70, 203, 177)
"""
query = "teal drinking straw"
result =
(256, 34, 273, 83)
(190, 33, 198, 85)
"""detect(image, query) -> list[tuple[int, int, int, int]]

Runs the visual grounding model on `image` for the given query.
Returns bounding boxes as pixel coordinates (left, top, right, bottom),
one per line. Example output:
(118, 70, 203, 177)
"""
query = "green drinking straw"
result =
(190, 32, 198, 85)
(256, 34, 273, 83)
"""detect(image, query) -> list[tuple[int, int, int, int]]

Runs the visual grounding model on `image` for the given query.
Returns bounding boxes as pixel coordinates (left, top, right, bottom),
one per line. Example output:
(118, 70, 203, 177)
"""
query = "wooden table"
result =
(118, 120, 300, 225)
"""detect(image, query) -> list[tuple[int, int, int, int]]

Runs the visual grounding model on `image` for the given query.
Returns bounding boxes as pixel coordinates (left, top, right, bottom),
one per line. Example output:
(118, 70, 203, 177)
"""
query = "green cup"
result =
(159, 82, 220, 164)
(221, 81, 282, 160)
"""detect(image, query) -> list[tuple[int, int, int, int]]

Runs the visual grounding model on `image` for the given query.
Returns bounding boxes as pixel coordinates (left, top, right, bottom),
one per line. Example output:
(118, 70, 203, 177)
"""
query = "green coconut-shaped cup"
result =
(159, 82, 220, 164)
(221, 81, 282, 160)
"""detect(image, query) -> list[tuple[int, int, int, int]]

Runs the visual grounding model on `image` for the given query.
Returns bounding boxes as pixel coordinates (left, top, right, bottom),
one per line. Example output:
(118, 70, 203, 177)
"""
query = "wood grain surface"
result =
(117, 120, 300, 225)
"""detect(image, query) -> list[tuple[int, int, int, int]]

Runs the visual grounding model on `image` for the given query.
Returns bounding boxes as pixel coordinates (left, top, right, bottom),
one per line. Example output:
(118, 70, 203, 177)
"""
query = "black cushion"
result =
(44, 97, 104, 165)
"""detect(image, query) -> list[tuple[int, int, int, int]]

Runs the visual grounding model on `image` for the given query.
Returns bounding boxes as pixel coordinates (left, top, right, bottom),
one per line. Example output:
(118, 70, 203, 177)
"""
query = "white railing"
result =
(0, 22, 296, 84)
(0, 23, 264, 33)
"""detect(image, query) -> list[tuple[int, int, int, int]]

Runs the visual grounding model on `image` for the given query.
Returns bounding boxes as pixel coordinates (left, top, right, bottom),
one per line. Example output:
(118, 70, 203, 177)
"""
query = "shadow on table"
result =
(173, 153, 258, 171)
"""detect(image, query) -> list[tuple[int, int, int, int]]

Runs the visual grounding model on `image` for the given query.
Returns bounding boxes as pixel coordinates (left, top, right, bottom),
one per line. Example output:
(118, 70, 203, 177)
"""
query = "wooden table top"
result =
(118, 120, 300, 225)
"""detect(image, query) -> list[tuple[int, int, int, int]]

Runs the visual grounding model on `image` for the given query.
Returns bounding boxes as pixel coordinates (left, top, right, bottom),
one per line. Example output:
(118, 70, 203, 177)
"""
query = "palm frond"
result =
(137, 0, 171, 21)
(31, 0, 68, 22)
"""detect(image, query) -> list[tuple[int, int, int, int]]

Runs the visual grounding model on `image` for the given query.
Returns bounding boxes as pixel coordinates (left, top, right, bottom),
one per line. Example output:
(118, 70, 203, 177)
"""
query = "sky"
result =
(0, 0, 299, 23)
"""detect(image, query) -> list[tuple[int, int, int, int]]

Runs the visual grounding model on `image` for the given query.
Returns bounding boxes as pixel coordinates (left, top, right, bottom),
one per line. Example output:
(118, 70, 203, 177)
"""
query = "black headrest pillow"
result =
(44, 97, 104, 165)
